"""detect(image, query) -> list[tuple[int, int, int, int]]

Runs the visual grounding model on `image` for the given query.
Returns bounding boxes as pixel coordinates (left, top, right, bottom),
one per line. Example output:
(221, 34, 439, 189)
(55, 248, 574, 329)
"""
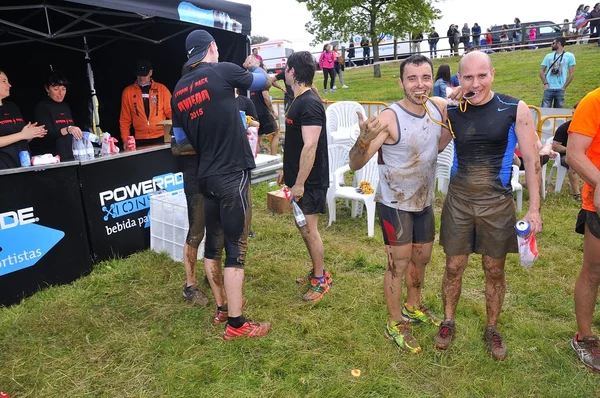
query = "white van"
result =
(251, 40, 294, 73)
(337, 34, 411, 64)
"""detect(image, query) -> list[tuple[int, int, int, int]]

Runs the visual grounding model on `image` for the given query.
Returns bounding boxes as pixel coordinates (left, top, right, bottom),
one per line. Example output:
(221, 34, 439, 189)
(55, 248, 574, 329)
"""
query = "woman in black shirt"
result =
(31, 71, 83, 161)
(0, 69, 47, 170)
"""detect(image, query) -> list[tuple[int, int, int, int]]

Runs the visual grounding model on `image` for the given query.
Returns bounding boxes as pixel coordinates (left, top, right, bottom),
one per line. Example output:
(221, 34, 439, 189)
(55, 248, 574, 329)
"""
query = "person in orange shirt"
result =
(119, 59, 172, 149)
(566, 86, 600, 373)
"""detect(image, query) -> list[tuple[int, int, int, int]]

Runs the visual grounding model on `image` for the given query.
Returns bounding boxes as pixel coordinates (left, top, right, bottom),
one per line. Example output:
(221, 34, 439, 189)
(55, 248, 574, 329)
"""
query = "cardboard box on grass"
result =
(267, 189, 292, 214)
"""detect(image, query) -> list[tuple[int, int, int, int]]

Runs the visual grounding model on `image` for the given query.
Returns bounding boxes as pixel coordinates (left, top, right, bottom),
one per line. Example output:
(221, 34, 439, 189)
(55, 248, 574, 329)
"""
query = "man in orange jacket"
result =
(120, 59, 172, 149)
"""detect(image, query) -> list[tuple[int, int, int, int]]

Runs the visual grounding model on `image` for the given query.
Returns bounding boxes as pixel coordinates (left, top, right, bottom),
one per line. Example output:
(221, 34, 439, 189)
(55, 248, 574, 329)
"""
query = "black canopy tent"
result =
(0, 0, 251, 140)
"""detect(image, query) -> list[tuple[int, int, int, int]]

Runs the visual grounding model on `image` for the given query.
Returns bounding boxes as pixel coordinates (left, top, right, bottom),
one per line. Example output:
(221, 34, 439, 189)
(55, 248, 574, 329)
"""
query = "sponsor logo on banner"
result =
(98, 172, 184, 236)
(0, 207, 65, 276)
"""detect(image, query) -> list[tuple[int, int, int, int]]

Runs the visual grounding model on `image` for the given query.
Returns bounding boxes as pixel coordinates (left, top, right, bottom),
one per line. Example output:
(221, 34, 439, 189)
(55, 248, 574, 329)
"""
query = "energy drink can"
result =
(19, 151, 31, 167)
(515, 220, 531, 238)
(127, 136, 136, 151)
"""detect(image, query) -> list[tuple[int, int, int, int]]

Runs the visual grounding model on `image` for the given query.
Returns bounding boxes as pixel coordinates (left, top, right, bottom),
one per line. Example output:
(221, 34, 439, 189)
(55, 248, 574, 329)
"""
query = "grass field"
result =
(2, 45, 600, 397)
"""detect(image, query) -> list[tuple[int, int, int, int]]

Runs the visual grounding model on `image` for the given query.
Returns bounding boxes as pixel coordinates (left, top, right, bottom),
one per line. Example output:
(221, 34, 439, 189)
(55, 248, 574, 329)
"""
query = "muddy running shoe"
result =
(296, 270, 333, 286)
(571, 333, 600, 373)
(435, 319, 456, 350)
(212, 297, 248, 324)
(401, 304, 442, 327)
(223, 320, 271, 340)
(182, 285, 209, 306)
(302, 278, 330, 302)
(385, 320, 422, 354)
(484, 325, 507, 361)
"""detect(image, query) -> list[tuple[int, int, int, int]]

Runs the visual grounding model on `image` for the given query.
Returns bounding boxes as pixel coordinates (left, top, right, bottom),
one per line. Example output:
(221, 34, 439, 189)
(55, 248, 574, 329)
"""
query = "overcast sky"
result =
(243, 0, 579, 51)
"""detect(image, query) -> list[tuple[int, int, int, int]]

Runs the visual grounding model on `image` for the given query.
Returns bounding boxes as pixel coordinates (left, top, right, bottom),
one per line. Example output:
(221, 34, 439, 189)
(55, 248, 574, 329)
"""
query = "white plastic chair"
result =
(547, 152, 569, 193)
(436, 140, 454, 194)
(327, 154, 379, 237)
(325, 101, 366, 146)
(511, 165, 523, 213)
(327, 144, 351, 214)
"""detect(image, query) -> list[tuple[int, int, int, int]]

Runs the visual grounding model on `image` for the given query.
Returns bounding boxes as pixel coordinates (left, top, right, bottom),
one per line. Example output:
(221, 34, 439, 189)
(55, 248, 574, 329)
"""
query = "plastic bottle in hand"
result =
(515, 220, 538, 267)
(283, 186, 306, 227)
(291, 199, 306, 227)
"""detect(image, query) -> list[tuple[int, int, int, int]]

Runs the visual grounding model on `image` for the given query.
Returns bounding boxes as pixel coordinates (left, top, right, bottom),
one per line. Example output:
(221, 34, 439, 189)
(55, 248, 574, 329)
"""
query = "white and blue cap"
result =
(185, 29, 214, 67)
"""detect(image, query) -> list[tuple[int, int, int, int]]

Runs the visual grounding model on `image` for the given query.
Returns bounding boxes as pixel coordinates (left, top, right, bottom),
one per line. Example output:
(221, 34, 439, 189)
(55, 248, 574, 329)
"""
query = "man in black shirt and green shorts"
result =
(172, 29, 272, 340)
(277, 51, 331, 302)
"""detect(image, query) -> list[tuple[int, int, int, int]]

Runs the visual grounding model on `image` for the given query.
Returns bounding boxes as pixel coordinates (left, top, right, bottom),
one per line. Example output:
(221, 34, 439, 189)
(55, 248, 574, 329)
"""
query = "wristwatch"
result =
(67, 125, 72, 134)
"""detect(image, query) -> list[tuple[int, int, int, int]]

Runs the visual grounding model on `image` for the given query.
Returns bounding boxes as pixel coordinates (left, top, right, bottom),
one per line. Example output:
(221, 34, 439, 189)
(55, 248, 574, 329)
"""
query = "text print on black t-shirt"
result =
(0, 115, 24, 126)
(174, 77, 210, 120)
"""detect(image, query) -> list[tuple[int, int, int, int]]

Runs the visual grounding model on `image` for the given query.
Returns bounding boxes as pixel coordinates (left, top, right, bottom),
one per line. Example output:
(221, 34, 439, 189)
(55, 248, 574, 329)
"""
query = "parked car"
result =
(489, 21, 561, 47)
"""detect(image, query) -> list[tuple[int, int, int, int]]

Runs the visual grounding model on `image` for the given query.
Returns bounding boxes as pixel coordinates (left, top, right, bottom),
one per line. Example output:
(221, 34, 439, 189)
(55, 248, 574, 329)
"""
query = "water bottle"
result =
(83, 131, 100, 143)
(177, 2, 242, 33)
(282, 186, 307, 227)
(291, 199, 306, 227)
(515, 220, 538, 267)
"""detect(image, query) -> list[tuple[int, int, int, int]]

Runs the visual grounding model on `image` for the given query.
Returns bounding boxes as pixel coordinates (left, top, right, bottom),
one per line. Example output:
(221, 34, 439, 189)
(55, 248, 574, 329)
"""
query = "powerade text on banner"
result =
(0, 163, 92, 306)
(78, 147, 182, 261)
(0, 207, 64, 277)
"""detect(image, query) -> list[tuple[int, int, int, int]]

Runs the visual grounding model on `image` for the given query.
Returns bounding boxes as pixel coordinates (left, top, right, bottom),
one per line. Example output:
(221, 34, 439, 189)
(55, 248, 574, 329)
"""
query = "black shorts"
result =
(377, 203, 435, 246)
(178, 154, 205, 249)
(575, 209, 600, 239)
(560, 155, 570, 169)
(257, 114, 278, 136)
(198, 170, 251, 268)
(297, 187, 327, 215)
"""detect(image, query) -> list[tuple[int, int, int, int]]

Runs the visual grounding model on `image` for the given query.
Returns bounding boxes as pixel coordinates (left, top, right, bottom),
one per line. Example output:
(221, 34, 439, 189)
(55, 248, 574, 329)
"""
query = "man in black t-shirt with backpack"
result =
(172, 29, 272, 340)
(276, 51, 331, 302)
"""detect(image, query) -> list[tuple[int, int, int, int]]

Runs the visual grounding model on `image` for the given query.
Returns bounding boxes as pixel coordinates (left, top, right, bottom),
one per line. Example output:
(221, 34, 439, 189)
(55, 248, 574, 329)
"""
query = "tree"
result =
(298, 0, 440, 77)
(251, 35, 269, 45)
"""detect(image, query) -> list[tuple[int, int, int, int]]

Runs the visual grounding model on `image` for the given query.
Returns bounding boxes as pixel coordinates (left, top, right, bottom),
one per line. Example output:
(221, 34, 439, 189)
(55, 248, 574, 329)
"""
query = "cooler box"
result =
(150, 190, 204, 262)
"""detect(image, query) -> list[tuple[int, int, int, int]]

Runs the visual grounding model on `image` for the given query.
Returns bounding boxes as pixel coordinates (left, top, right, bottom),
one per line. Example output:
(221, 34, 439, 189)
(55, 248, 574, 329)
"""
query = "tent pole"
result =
(83, 35, 101, 139)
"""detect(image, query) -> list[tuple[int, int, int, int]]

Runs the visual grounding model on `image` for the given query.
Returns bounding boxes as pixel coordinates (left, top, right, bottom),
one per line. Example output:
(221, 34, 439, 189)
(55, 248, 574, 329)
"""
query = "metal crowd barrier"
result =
(539, 114, 572, 143)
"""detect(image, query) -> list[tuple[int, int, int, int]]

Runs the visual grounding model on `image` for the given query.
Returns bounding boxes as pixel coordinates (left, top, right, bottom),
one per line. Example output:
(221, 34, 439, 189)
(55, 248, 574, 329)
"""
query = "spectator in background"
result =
(461, 23, 470, 52)
(485, 28, 494, 52)
(411, 31, 424, 54)
(562, 18, 572, 37)
(499, 24, 510, 51)
(433, 64, 451, 99)
(319, 43, 336, 93)
(447, 25, 456, 56)
(332, 43, 348, 89)
(574, 5, 591, 44)
(472, 23, 482, 47)
(451, 72, 459, 87)
(540, 36, 576, 108)
(347, 42, 357, 67)
(360, 35, 371, 65)
(451, 25, 460, 56)
(251, 47, 263, 62)
(589, 3, 600, 42)
(528, 25, 538, 49)
(552, 103, 582, 201)
(250, 63, 279, 155)
(513, 18, 522, 49)
(428, 27, 440, 58)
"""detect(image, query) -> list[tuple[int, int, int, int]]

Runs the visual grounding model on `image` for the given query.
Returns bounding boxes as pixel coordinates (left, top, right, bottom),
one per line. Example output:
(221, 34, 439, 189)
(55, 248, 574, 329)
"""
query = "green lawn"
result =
(2, 45, 600, 397)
